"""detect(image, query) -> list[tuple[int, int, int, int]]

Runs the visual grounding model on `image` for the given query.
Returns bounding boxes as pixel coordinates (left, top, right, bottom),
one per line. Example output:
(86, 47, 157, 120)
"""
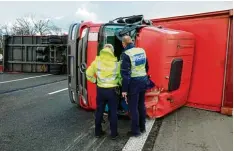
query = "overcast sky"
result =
(0, 1, 232, 33)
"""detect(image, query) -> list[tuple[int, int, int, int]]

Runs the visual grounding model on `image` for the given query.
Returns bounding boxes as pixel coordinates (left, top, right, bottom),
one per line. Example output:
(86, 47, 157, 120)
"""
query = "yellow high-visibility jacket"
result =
(86, 48, 121, 88)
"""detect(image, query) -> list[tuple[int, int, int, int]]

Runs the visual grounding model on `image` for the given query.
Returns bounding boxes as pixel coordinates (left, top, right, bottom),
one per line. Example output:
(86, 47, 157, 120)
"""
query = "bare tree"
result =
(0, 25, 11, 35)
(30, 14, 62, 35)
(0, 14, 63, 36)
(0, 25, 11, 49)
(49, 25, 62, 35)
(11, 17, 36, 35)
(33, 19, 51, 35)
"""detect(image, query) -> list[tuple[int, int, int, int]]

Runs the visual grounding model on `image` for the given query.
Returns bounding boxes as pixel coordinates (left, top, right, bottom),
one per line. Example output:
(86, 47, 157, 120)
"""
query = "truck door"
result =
(68, 23, 100, 109)
(79, 25, 100, 109)
(67, 23, 90, 107)
(78, 27, 90, 108)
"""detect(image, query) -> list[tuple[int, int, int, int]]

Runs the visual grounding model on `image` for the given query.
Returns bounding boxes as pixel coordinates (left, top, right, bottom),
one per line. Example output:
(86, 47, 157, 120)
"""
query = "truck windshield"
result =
(102, 25, 124, 44)
(99, 25, 124, 60)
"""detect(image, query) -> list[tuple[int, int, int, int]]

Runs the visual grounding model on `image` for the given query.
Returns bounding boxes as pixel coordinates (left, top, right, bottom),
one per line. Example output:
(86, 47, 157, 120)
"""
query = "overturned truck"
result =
(2, 35, 68, 74)
(67, 14, 195, 118)
(67, 10, 233, 118)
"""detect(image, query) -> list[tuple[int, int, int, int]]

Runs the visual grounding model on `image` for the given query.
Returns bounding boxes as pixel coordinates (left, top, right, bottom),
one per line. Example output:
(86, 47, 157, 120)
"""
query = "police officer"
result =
(121, 36, 149, 137)
(86, 44, 121, 139)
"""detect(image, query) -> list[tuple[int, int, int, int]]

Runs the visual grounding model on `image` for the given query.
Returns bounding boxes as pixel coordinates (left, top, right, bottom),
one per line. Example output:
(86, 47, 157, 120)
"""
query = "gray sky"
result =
(0, 1, 232, 33)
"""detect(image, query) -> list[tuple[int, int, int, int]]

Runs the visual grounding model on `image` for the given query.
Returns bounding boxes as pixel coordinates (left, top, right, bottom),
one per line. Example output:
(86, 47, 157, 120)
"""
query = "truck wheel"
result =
(48, 35, 62, 44)
(48, 35, 60, 39)
(49, 38, 62, 44)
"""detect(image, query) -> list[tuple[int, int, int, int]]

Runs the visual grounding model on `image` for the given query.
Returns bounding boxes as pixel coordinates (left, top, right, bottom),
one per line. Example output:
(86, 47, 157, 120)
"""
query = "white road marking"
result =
(48, 88, 68, 95)
(0, 74, 52, 84)
(122, 119, 156, 151)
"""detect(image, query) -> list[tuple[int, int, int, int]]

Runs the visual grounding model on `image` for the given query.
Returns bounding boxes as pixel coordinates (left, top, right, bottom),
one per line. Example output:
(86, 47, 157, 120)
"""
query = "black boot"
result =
(95, 130, 106, 138)
(140, 129, 146, 133)
(111, 133, 119, 140)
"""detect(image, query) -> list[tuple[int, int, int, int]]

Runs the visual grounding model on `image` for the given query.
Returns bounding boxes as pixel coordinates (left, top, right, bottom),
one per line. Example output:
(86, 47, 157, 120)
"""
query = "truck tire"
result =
(49, 38, 62, 44)
(48, 35, 60, 39)
(48, 35, 62, 44)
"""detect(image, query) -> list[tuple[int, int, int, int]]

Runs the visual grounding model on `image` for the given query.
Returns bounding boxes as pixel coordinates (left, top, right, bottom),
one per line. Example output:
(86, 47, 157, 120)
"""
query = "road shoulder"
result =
(153, 107, 233, 151)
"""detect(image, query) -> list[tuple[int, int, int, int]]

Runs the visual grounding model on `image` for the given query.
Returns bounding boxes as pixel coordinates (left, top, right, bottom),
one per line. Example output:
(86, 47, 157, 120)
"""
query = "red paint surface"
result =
(136, 27, 195, 118)
(151, 10, 233, 112)
(86, 26, 100, 110)
(77, 23, 100, 110)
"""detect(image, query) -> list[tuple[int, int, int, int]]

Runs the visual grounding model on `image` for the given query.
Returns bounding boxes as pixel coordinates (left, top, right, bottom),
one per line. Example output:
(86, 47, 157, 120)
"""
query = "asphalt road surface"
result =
(0, 73, 232, 151)
(0, 73, 158, 151)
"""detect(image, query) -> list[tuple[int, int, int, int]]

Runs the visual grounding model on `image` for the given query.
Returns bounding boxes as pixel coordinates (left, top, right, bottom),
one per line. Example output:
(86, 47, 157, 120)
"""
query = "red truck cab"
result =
(67, 15, 195, 118)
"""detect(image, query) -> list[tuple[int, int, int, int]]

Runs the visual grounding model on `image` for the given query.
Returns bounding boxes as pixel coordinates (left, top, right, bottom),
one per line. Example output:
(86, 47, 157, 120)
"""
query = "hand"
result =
(122, 92, 128, 104)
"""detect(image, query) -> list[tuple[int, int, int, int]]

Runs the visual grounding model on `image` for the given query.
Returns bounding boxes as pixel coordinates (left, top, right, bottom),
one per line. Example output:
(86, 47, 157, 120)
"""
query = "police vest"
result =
(124, 48, 147, 77)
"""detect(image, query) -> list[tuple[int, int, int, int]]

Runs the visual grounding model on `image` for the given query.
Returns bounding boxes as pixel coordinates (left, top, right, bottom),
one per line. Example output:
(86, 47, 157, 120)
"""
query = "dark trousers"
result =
(128, 90, 146, 134)
(95, 87, 118, 137)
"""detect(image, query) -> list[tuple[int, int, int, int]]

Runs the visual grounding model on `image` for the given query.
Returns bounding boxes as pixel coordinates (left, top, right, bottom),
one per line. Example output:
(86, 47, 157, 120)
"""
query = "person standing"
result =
(86, 44, 121, 139)
(120, 36, 149, 137)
